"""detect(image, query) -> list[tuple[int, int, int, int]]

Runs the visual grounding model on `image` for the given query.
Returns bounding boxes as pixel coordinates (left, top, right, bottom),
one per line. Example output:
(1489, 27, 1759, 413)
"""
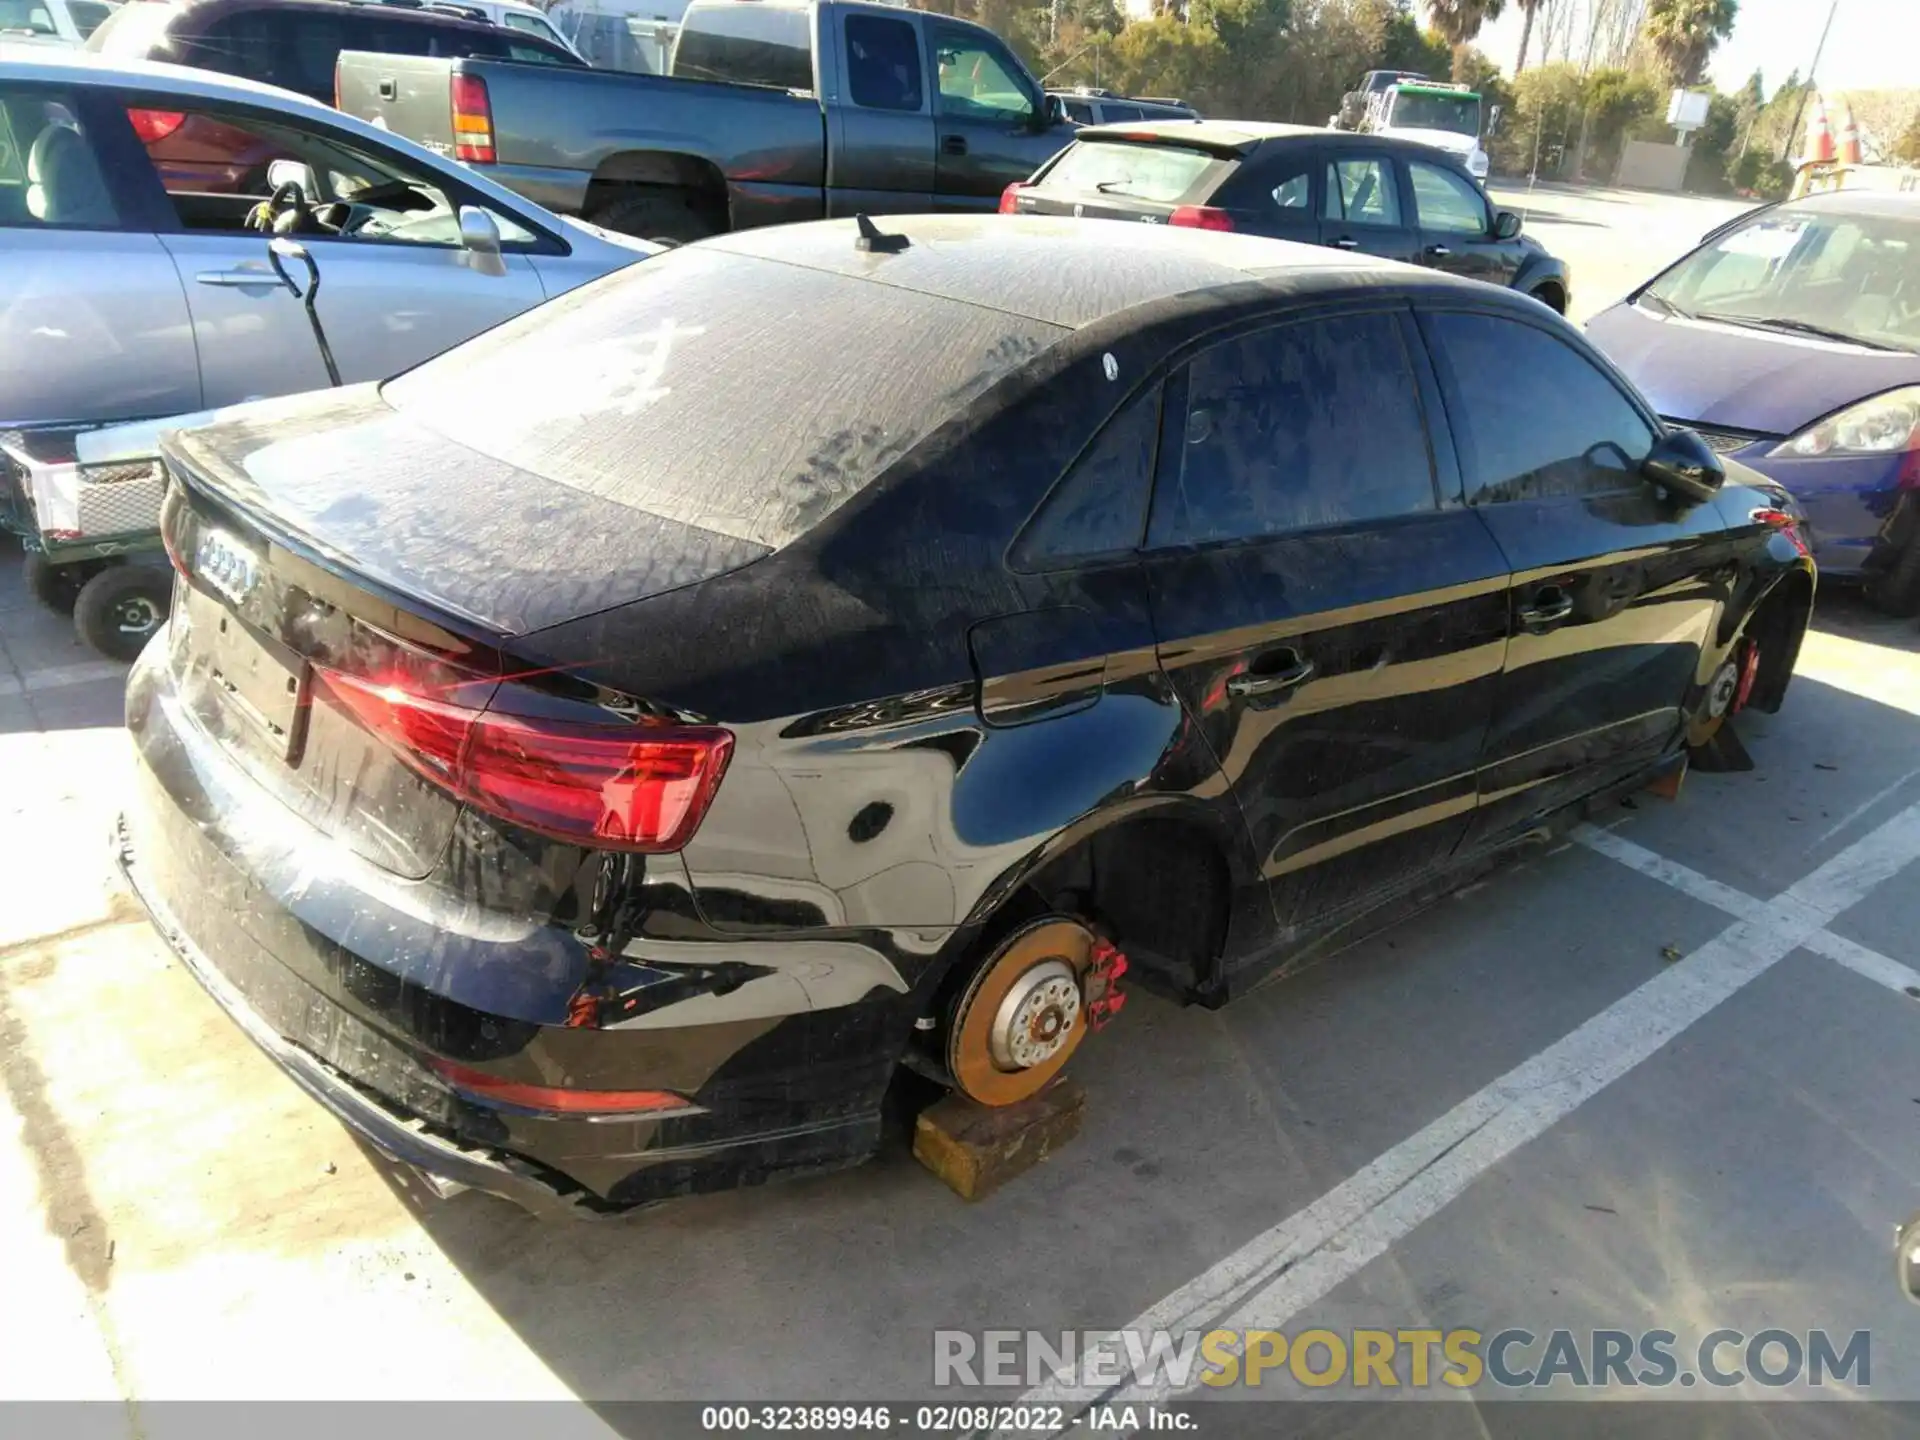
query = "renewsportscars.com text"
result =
(933, 1327, 1871, 1391)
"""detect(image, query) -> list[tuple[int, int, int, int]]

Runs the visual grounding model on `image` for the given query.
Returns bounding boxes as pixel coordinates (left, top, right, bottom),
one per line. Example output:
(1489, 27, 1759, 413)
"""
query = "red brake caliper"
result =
(1732, 639, 1761, 715)
(1085, 938, 1129, 1031)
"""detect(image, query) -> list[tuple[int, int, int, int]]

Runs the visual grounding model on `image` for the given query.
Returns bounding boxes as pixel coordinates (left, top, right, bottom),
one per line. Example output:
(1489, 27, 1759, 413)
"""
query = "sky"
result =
(1472, 0, 1920, 99)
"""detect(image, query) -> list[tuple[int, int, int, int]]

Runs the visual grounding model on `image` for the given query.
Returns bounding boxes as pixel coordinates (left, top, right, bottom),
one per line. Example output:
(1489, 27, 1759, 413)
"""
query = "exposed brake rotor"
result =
(946, 917, 1127, 1107)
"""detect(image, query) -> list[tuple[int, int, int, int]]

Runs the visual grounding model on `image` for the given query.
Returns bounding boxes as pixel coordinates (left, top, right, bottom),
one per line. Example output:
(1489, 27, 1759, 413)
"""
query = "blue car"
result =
(1588, 189, 1920, 611)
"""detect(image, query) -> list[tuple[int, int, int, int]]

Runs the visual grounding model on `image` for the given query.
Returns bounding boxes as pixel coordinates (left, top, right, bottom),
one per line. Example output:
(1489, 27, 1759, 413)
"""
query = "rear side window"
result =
(1036, 140, 1216, 204)
(1012, 384, 1160, 568)
(1425, 311, 1657, 503)
(845, 14, 921, 112)
(385, 247, 1065, 548)
(1149, 312, 1435, 547)
(0, 87, 121, 229)
(672, 4, 813, 90)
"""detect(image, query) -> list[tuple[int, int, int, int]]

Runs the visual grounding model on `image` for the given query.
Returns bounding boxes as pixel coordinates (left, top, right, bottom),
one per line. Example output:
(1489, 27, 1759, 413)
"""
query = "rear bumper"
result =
(116, 809, 595, 1220)
(120, 636, 900, 1213)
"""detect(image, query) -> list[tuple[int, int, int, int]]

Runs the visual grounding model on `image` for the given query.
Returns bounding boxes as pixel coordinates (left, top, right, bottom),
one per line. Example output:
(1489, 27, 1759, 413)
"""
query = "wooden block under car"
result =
(913, 1079, 1086, 1201)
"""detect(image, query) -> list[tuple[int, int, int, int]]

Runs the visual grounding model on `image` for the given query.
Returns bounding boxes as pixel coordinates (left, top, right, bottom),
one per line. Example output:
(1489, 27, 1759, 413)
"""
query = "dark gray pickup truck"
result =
(336, 0, 1077, 241)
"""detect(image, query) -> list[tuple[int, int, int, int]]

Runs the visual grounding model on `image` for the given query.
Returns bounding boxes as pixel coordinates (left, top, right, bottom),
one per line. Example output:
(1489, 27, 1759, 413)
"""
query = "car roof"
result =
(704, 213, 1492, 330)
(1784, 188, 1920, 221)
(1071, 119, 1474, 162)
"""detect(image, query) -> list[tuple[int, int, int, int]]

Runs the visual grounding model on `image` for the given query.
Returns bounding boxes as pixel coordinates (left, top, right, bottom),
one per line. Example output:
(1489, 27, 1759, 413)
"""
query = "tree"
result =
(1895, 110, 1920, 166)
(1512, 0, 1541, 74)
(1640, 0, 1737, 87)
(1424, 0, 1504, 49)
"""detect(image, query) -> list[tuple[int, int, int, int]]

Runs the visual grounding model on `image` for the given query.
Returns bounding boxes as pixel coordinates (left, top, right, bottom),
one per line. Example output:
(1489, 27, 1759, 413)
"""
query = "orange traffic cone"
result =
(1836, 97, 1862, 164)
(1803, 93, 1835, 166)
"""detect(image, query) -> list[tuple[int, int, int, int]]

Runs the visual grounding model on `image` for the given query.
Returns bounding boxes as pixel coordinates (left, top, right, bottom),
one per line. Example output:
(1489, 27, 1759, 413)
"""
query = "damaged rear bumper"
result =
(115, 812, 600, 1220)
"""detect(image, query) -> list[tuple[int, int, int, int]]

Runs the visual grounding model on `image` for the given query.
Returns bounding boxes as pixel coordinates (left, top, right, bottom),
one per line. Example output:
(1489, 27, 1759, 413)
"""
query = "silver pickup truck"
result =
(337, 0, 1079, 241)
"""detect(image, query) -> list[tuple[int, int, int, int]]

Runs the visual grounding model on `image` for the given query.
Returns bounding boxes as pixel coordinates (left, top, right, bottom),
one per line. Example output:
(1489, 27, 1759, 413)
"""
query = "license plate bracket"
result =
(191, 586, 310, 762)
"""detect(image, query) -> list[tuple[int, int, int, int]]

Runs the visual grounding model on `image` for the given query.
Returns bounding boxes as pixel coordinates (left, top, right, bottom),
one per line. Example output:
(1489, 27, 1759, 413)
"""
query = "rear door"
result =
(1140, 305, 1512, 958)
(113, 93, 547, 406)
(825, 8, 934, 214)
(1319, 151, 1417, 262)
(1406, 155, 1519, 287)
(927, 20, 1061, 207)
(1418, 306, 1728, 848)
(0, 80, 198, 427)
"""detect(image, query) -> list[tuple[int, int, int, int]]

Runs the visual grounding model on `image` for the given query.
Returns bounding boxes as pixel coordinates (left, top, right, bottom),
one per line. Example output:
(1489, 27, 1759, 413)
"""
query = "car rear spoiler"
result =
(1074, 127, 1254, 159)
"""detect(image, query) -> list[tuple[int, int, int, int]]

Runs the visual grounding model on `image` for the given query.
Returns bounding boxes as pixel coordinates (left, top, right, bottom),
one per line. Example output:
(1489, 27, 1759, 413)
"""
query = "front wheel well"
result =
(1745, 569, 1813, 714)
(1527, 279, 1568, 314)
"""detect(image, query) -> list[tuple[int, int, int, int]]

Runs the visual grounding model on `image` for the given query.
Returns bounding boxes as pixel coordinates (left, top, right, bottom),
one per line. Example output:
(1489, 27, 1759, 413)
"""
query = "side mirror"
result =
(1487, 102, 1503, 134)
(457, 204, 507, 276)
(1898, 1212, 1920, 1305)
(1643, 428, 1725, 505)
(1494, 209, 1522, 240)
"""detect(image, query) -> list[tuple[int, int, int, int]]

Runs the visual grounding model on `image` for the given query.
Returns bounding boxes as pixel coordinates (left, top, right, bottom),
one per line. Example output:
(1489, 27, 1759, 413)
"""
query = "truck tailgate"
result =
(336, 51, 460, 158)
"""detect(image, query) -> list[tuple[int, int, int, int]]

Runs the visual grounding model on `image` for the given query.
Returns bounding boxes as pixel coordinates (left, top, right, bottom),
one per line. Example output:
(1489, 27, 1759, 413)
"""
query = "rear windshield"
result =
(1037, 139, 1218, 204)
(671, 2, 813, 90)
(383, 247, 1065, 548)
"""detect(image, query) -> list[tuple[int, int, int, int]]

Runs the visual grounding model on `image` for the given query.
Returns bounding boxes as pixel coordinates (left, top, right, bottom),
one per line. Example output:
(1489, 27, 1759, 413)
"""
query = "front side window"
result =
(1641, 204, 1920, 353)
(126, 103, 533, 247)
(1324, 157, 1400, 227)
(1427, 311, 1657, 503)
(0, 0, 57, 36)
(0, 87, 119, 230)
(1036, 139, 1214, 204)
(845, 14, 922, 113)
(1148, 312, 1436, 547)
(1012, 383, 1160, 568)
(933, 27, 1032, 123)
(1409, 159, 1487, 236)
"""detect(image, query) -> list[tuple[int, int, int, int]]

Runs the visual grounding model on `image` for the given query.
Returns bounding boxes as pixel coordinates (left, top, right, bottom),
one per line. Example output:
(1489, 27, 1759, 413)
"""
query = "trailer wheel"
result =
(23, 553, 101, 615)
(74, 565, 170, 662)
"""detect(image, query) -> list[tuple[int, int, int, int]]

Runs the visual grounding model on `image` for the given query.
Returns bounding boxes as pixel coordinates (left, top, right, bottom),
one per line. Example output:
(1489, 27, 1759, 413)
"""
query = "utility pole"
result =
(1782, 0, 1840, 161)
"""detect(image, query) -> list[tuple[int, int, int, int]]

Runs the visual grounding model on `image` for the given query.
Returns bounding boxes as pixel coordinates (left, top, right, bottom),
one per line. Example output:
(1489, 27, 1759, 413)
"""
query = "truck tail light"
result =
(998, 182, 1028, 214)
(316, 668, 733, 852)
(1169, 205, 1234, 231)
(451, 73, 496, 164)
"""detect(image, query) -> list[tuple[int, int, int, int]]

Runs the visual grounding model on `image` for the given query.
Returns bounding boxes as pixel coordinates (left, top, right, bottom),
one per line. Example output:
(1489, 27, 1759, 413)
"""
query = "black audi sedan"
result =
(122, 215, 1810, 1215)
(1002, 122, 1572, 313)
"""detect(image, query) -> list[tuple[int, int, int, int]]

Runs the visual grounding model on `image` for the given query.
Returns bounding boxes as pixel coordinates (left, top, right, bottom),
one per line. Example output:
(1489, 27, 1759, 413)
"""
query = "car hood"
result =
(1383, 126, 1479, 155)
(558, 213, 660, 256)
(1586, 298, 1920, 434)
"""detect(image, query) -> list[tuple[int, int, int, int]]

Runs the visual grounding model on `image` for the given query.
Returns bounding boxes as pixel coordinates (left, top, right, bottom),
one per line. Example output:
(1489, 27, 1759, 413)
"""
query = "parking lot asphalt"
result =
(5, 185, 1920, 1429)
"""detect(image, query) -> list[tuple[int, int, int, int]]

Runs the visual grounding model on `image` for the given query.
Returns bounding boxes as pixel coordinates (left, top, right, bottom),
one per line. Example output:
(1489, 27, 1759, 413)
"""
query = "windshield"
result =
(1643, 205, 1920, 354)
(1386, 90, 1479, 136)
(384, 247, 1065, 548)
(1037, 140, 1218, 203)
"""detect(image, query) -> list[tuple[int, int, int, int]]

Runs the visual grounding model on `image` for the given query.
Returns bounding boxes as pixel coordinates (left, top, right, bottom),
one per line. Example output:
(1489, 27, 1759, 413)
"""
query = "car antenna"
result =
(854, 213, 909, 254)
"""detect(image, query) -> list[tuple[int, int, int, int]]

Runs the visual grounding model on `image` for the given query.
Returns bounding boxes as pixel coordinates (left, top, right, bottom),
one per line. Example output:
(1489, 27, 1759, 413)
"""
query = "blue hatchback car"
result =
(1588, 189, 1920, 610)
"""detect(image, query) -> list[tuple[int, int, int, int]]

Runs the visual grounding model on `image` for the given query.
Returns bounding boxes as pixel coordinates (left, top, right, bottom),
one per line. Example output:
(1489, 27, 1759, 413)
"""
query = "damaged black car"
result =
(121, 215, 1814, 1214)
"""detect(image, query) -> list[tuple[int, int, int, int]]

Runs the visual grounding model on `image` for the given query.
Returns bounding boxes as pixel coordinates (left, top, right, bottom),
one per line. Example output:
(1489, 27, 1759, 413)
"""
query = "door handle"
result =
(1331, 235, 1359, 249)
(195, 268, 281, 288)
(941, 134, 967, 155)
(1425, 243, 1452, 257)
(1227, 650, 1315, 699)
(1516, 588, 1575, 629)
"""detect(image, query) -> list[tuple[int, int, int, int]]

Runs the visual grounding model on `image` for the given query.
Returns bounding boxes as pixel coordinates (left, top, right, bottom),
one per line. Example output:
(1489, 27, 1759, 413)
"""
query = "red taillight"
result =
(450, 73, 495, 164)
(427, 1058, 697, 1117)
(1169, 205, 1233, 231)
(998, 182, 1027, 214)
(127, 108, 185, 144)
(317, 668, 733, 852)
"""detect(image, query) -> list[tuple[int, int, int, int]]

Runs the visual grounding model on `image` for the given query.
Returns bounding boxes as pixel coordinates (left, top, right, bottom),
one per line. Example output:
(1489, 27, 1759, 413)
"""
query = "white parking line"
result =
(1018, 801, 1920, 1420)
(0, 661, 128, 699)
